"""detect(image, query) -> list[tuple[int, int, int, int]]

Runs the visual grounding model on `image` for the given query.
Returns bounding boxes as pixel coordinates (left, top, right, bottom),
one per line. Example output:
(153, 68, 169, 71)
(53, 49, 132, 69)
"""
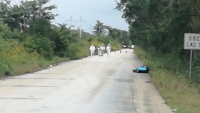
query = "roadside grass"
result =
(0, 37, 122, 78)
(1, 56, 69, 77)
(134, 46, 200, 113)
(15, 56, 68, 74)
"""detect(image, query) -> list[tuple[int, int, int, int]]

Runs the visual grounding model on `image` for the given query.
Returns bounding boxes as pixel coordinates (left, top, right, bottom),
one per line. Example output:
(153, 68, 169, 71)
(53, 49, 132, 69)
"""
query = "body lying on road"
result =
(133, 65, 150, 73)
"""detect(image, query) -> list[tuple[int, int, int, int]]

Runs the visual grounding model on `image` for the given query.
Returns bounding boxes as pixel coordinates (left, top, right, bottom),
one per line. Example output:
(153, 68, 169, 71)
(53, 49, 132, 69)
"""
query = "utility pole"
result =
(79, 17, 82, 38)
(79, 16, 86, 38)
(69, 16, 72, 37)
(66, 16, 85, 38)
(90, 24, 93, 35)
(66, 16, 77, 37)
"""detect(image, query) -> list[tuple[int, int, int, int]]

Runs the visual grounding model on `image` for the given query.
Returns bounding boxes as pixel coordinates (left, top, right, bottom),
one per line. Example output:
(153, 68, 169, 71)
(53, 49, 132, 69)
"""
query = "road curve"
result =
(0, 49, 172, 113)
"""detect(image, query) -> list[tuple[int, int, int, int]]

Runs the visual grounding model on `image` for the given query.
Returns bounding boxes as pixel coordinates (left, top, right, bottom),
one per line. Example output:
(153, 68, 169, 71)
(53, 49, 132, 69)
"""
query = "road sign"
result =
(184, 33, 200, 79)
(184, 33, 200, 49)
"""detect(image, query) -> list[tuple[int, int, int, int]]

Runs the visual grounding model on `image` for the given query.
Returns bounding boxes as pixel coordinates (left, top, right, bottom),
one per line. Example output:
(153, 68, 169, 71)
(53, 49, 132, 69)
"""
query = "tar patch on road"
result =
(144, 81, 151, 83)
(0, 85, 59, 87)
(114, 79, 134, 82)
(0, 97, 42, 100)
(33, 73, 64, 74)
(6, 78, 74, 80)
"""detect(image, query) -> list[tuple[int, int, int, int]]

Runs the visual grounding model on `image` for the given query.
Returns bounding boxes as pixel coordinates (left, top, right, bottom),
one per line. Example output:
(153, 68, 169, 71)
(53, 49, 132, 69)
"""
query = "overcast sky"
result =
(13, 0, 129, 34)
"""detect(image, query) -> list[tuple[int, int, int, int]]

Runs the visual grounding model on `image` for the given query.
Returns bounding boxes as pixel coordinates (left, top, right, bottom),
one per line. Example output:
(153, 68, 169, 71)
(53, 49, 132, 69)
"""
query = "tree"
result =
(0, 0, 57, 34)
(104, 25, 129, 44)
(93, 20, 106, 36)
(115, 0, 200, 80)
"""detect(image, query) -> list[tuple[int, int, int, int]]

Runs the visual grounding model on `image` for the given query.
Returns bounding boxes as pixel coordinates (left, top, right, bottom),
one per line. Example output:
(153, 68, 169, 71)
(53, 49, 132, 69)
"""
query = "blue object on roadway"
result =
(133, 66, 149, 73)
(138, 67, 147, 71)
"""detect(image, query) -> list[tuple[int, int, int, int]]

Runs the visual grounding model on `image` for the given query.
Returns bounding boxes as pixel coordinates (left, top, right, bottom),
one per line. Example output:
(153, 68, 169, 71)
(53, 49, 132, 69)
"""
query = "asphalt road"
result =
(0, 49, 172, 113)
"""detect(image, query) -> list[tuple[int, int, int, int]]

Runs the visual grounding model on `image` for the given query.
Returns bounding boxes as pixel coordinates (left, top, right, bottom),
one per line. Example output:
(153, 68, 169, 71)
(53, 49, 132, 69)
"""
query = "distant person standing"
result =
(101, 44, 106, 56)
(106, 44, 111, 56)
(97, 44, 102, 56)
(89, 44, 95, 56)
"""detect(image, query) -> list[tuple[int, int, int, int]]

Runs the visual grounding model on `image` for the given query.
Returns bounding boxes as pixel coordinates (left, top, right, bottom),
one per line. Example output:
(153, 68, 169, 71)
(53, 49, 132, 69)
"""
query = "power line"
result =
(64, 16, 87, 38)
(44, 0, 92, 35)
(66, 16, 79, 27)
(66, 16, 79, 37)
(54, 9, 67, 23)
(49, 5, 91, 37)
(84, 21, 90, 32)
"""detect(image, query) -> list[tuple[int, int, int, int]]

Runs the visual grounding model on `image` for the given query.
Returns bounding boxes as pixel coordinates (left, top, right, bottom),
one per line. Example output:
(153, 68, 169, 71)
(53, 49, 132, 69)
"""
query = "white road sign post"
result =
(184, 33, 200, 79)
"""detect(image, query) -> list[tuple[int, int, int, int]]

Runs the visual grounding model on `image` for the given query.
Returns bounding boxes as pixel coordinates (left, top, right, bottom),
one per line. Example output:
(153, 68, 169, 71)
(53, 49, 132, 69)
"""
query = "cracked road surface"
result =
(0, 49, 172, 113)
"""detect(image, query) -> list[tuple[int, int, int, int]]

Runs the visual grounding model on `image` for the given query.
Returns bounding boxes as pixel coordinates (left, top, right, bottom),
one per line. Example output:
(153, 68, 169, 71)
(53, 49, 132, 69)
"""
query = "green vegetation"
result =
(0, 0, 129, 77)
(116, 0, 200, 81)
(115, 0, 200, 112)
(134, 46, 200, 113)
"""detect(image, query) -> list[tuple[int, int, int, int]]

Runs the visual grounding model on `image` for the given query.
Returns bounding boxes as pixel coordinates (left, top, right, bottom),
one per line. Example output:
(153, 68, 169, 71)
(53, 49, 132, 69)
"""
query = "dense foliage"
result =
(116, 0, 200, 82)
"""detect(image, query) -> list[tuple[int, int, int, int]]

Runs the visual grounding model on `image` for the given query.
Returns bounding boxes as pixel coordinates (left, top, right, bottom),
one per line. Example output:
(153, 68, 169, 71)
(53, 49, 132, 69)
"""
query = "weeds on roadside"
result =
(134, 46, 200, 113)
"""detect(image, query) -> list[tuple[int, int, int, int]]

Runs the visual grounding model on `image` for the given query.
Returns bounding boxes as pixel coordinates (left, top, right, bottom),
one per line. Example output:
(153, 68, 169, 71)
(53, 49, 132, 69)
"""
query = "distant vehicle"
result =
(130, 45, 134, 49)
(127, 45, 133, 49)
(133, 66, 149, 73)
(122, 45, 127, 48)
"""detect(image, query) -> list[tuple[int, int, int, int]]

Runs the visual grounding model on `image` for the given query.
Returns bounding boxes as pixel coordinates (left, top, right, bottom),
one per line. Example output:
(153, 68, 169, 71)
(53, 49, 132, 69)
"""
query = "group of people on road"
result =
(89, 44, 111, 57)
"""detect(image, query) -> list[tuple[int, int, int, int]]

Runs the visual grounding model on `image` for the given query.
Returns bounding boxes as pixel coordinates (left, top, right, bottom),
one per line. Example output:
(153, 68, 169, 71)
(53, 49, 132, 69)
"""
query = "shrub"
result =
(23, 36, 54, 60)
(0, 37, 39, 75)
(68, 39, 90, 59)
(109, 40, 122, 51)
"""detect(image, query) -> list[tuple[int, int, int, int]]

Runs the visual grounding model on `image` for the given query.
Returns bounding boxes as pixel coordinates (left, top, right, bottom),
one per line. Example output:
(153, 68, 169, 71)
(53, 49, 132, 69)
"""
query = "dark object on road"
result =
(133, 66, 149, 73)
